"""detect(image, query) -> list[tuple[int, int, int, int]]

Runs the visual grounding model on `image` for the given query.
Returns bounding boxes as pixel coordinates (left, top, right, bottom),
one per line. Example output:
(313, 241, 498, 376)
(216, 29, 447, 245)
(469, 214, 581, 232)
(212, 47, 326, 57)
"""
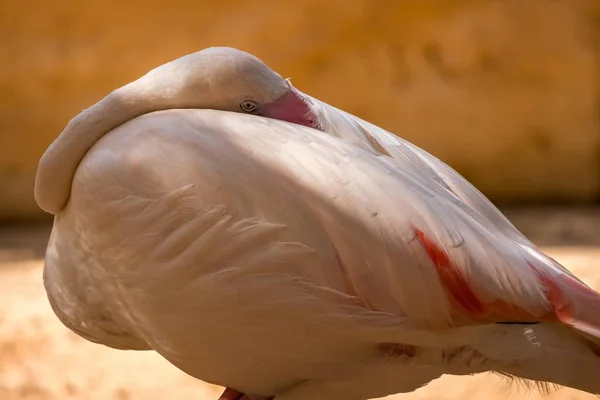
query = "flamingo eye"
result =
(239, 100, 258, 113)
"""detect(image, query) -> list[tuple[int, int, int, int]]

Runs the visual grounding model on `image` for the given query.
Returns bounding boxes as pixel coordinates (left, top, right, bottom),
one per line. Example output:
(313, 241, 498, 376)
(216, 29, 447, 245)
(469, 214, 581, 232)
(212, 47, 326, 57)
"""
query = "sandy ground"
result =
(1, 208, 599, 400)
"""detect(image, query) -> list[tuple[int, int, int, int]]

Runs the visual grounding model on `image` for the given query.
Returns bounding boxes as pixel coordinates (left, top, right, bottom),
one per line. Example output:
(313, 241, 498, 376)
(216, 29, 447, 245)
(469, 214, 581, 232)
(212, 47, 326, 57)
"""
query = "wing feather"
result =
(73, 107, 600, 339)
(304, 95, 600, 332)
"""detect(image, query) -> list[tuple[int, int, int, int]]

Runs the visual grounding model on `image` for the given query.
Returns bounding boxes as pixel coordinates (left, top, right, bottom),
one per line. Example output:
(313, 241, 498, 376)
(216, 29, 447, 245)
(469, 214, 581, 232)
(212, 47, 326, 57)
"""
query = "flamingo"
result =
(36, 47, 600, 400)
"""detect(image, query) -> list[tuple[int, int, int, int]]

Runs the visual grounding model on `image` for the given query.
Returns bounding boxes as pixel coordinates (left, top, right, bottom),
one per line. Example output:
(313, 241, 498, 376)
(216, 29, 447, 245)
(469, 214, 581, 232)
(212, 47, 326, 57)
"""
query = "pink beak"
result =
(258, 83, 320, 130)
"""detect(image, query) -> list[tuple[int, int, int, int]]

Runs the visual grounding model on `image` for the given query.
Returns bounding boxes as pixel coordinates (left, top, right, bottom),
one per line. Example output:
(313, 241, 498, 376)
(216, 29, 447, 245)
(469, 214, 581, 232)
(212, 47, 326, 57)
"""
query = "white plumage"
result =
(37, 47, 600, 400)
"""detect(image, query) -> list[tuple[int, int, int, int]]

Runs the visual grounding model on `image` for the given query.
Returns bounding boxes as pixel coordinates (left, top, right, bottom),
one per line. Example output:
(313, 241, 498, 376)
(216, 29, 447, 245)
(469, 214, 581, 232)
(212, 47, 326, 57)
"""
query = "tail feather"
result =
(492, 371, 562, 397)
(540, 271, 600, 340)
(469, 322, 600, 395)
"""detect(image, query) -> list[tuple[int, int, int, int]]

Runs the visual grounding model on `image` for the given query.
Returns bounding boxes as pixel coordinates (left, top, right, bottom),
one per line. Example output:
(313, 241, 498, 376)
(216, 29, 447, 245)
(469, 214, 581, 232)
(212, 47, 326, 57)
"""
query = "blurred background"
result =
(0, 0, 599, 399)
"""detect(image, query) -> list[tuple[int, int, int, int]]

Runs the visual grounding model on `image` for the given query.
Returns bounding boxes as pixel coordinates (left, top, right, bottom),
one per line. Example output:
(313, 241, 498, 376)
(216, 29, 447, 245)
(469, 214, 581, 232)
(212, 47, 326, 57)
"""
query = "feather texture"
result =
(44, 109, 600, 399)
(37, 47, 600, 399)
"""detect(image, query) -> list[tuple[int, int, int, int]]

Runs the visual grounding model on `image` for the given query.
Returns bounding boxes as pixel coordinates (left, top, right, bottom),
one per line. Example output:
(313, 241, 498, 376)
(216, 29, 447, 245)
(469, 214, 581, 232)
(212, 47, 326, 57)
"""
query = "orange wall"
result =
(1, 0, 598, 220)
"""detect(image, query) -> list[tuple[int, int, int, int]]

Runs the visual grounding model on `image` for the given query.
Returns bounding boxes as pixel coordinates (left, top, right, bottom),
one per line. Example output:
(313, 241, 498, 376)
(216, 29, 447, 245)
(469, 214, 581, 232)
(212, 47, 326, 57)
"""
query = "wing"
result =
(70, 108, 600, 340)
(306, 93, 581, 279)
(304, 96, 600, 334)
(306, 95, 528, 244)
